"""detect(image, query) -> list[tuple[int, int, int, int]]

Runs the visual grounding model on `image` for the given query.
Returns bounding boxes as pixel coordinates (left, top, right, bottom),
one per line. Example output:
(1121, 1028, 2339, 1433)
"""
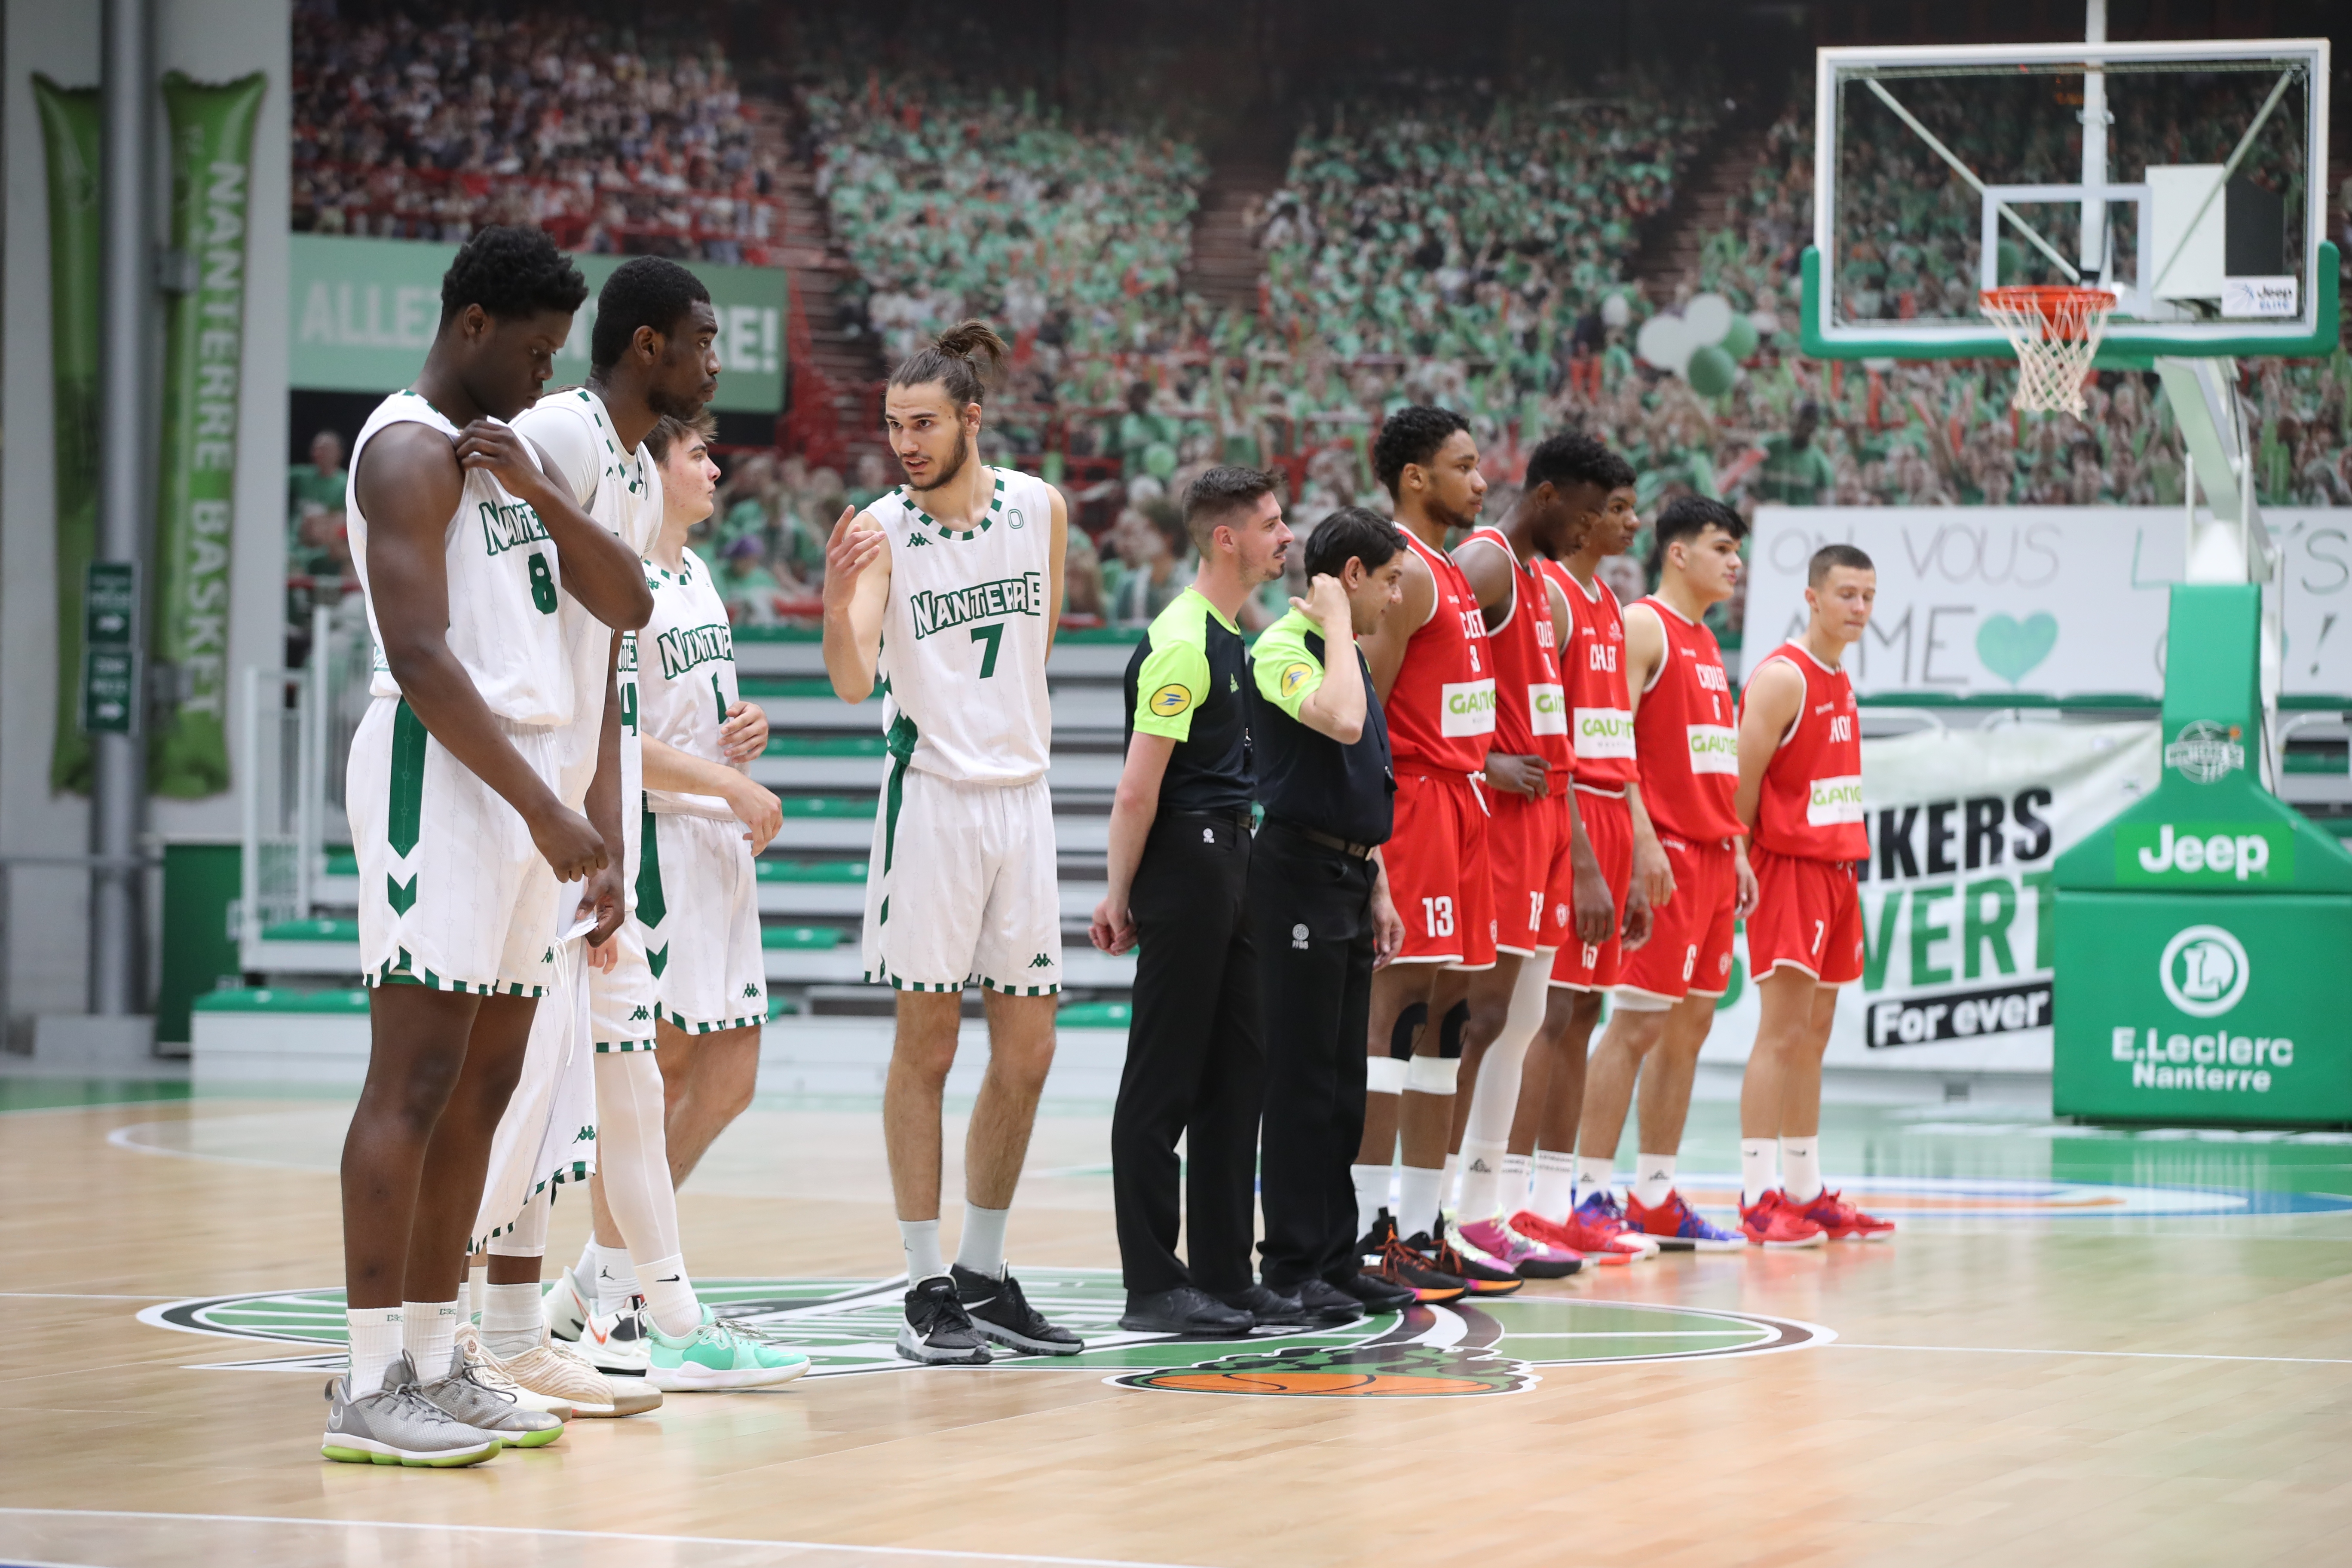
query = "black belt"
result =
(1266, 819, 1375, 859)
(1164, 807, 1255, 832)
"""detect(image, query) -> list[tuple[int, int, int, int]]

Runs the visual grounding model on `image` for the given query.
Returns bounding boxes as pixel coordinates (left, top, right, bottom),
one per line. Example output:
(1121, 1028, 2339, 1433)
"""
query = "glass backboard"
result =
(1801, 38, 2332, 364)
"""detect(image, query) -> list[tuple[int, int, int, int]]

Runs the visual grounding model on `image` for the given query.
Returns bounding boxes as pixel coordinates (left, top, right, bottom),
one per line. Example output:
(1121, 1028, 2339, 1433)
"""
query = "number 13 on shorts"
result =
(1422, 896, 1455, 937)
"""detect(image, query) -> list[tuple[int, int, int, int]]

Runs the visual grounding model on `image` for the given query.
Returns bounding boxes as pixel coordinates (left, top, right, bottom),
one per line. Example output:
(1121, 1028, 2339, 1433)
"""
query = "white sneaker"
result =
(579, 1300, 651, 1378)
(542, 1266, 595, 1344)
(454, 1324, 575, 1418)
(537, 1335, 663, 1417)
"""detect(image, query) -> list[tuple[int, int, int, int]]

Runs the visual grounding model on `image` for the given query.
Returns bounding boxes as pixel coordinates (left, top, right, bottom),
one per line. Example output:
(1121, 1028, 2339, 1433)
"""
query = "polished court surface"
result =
(6, 1071, 2351, 1568)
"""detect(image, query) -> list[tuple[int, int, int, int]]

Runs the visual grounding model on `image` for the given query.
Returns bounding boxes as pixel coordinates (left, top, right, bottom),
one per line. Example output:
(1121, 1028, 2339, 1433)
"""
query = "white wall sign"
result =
(1745, 507, 2352, 698)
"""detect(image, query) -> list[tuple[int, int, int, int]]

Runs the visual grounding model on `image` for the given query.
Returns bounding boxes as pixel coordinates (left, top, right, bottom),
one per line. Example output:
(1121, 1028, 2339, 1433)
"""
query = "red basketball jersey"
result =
(1461, 528, 1571, 771)
(1385, 526, 1496, 774)
(1630, 596, 1743, 842)
(1746, 640, 1867, 861)
(1539, 559, 1638, 790)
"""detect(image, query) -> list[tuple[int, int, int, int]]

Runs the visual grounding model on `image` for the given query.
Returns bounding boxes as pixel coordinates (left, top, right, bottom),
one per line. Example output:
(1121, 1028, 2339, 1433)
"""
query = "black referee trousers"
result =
(1249, 822, 1378, 1290)
(1111, 809, 1262, 1296)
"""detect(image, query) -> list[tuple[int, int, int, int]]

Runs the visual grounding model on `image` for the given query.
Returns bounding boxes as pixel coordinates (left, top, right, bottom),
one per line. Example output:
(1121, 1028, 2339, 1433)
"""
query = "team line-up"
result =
(319, 226, 1890, 1470)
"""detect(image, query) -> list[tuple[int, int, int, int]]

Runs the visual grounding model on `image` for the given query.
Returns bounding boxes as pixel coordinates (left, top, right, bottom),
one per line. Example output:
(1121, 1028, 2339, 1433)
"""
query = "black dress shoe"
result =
(1216, 1283, 1307, 1326)
(1336, 1271, 1415, 1312)
(1119, 1286, 1254, 1336)
(1292, 1277, 1365, 1324)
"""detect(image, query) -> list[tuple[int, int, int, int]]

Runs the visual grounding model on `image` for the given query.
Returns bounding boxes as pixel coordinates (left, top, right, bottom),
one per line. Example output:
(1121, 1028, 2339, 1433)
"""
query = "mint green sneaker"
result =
(645, 1307, 810, 1391)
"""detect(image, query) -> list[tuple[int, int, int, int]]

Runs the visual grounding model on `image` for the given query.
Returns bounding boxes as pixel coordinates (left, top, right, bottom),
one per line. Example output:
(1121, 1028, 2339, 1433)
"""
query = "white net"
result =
(1980, 288, 2117, 417)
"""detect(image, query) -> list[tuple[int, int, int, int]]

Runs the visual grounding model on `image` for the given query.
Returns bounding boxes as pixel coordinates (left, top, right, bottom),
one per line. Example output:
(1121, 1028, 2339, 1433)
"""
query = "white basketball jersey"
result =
(639, 548, 741, 820)
(875, 466, 1055, 784)
(513, 388, 666, 809)
(347, 391, 572, 726)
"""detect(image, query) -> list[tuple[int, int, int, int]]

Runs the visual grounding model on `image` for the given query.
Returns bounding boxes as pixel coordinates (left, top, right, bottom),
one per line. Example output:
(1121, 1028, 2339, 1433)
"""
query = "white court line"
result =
(1828, 1342, 2352, 1365)
(1503, 1331, 1769, 1339)
(0, 1509, 1213, 1568)
(0, 1292, 175, 1301)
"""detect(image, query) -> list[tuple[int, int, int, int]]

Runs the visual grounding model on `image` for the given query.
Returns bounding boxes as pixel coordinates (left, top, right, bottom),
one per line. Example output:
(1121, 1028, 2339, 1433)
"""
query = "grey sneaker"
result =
(321, 1351, 502, 1467)
(416, 1342, 566, 1449)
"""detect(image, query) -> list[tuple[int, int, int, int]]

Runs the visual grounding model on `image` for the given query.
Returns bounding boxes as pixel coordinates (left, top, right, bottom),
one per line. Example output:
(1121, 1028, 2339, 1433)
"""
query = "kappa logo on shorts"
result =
(743, 983, 760, 999)
(1027, 952, 1054, 968)
(629, 1005, 650, 1021)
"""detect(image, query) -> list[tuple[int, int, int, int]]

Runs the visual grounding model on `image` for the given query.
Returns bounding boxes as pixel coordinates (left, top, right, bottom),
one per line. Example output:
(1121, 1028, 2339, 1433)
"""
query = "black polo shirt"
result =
(1246, 607, 1394, 845)
(1122, 587, 1253, 815)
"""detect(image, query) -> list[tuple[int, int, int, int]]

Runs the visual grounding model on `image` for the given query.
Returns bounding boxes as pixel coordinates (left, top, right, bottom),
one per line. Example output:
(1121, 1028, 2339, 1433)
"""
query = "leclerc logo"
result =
(2160, 925, 2249, 1018)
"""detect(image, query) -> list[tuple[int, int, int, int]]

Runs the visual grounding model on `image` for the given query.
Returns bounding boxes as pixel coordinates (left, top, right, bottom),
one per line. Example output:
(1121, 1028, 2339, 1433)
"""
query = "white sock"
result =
(635, 1252, 701, 1339)
(1781, 1136, 1823, 1204)
(1440, 1150, 1461, 1216)
(573, 1237, 597, 1285)
(1741, 1138, 1779, 1206)
(1499, 1152, 1532, 1214)
(900, 1218, 946, 1283)
(467, 1261, 487, 1322)
(956, 1201, 1009, 1279)
(1532, 1149, 1578, 1222)
(402, 1298, 461, 1378)
(483, 1283, 545, 1360)
(1456, 1139, 1508, 1222)
(1351, 1164, 1392, 1240)
(1633, 1152, 1676, 1210)
(346, 1306, 404, 1395)
(1577, 1155, 1616, 1203)
(1397, 1165, 1443, 1240)
(591, 1242, 639, 1317)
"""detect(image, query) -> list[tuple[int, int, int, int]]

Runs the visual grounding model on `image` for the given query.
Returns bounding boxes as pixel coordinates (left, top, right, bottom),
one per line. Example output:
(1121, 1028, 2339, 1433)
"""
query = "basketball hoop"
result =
(1979, 286, 2118, 416)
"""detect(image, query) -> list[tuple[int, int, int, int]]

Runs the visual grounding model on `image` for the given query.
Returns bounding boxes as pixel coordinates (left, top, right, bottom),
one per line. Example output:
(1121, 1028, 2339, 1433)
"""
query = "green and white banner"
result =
(34, 75, 103, 793)
(1702, 721, 2161, 1073)
(288, 234, 787, 412)
(149, 71, 266, 797)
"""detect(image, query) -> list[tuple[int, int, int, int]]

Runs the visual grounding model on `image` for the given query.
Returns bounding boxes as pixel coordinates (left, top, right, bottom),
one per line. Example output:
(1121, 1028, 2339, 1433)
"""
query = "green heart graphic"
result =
(1977, 612, 2058, 685)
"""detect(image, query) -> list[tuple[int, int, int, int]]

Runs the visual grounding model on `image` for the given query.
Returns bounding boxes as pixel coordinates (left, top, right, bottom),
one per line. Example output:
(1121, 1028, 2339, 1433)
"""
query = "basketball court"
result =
(6, 3, 2350, 1564)
(6, 1069, 2351, 1566)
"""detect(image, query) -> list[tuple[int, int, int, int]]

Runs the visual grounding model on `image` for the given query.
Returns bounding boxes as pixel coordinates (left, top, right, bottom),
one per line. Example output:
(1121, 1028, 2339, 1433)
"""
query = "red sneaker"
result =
(1510, 1208, 1651, 1265)
(1793, 1188, 1895, 1241)
(1738, 1189, 1828, 1249)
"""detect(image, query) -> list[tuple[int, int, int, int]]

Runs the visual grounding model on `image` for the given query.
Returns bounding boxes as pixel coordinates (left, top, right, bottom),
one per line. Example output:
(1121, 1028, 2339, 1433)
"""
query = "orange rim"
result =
(1979, 285, 2118, 333)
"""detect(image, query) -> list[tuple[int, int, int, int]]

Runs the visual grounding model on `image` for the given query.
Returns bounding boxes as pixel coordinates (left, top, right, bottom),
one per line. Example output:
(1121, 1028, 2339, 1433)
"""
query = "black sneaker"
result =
(1291, 1277, 1366, 1324)
(1337, 1271, 1416, 1312)
(1119, 1285, 1254, 1337)
(951, 1264, 1084, 1356)
(1356, 1211, 1467, 1304)
(1216, 1283, 1307, 1326)
(895, 1275, 991, 1365)
(1413, 1227, 1524, 1297)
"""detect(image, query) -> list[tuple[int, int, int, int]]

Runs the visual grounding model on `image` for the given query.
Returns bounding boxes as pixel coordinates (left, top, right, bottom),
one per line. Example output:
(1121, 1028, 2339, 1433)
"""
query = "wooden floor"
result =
(5, 1076, 2352, 1568)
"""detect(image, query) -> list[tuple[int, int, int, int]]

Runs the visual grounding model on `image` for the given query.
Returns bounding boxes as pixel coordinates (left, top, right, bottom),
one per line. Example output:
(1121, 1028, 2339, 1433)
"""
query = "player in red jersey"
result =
(1442, 434, 1617, 1278)
(1571, 496, 1752, 1252)
(1345, 406, 1519, 1299)
(1499, 440, 1661, 1264)
(1733, 543, 1895, 1246)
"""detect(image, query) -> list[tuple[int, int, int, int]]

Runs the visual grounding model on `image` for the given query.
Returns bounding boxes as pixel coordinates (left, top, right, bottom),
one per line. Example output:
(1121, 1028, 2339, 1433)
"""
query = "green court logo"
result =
(1114, 1341, 1531, 1398)
(2160, 925, 2249, 1018)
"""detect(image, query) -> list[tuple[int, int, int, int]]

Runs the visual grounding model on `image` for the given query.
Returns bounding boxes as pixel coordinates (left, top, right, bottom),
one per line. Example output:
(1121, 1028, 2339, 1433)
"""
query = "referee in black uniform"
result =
(1246, 508, 1412, 1320)
(1092, 467, 1295, 1336)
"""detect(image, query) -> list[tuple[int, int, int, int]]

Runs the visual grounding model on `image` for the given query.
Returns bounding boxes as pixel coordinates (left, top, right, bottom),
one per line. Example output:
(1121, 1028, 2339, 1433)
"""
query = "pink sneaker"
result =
(1793, 1188, 1896, 1241)
(1451, 1216, 1583, 1279)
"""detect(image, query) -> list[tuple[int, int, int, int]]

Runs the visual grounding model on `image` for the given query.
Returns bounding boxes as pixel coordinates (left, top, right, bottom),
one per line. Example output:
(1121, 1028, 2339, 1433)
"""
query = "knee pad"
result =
(1404, 1052, 1461, 1095)
(1437, 999, 1471, 1059)
(1387, 1001, 1427, 1061)
(1608, 986, 1674, 1014)
(1366, 1056, 1409, 1096)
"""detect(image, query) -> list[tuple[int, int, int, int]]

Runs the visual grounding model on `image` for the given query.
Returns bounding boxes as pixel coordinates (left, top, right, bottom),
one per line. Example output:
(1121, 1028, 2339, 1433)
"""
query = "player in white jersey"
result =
(823, 322, 1084, 1364)
(465, 259, 802, 1399)
(329, 227, 650, 1468)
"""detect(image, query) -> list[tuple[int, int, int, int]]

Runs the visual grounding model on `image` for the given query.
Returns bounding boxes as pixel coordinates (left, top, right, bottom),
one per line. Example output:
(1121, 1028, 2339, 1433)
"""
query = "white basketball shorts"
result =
(640, 808, 768, 1033)
(349, 695, 561, 995)
(589, 916, 660, 1050)
(863, 769, 1061, 995)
